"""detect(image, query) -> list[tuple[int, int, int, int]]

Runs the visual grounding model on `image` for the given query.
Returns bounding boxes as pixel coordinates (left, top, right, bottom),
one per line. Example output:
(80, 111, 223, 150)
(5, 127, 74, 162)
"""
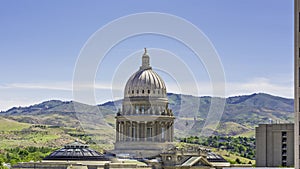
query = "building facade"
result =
(295, 0, 300, 168)
(256, 123, 294, 167)
(114, 48, 175, 158)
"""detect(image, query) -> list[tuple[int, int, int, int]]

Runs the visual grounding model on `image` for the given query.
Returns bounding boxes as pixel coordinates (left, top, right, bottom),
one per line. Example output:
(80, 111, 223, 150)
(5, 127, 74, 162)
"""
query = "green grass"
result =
(211, 148, 255, 165)
(236, 130, 255, 137)
(0, 117, 30, 131)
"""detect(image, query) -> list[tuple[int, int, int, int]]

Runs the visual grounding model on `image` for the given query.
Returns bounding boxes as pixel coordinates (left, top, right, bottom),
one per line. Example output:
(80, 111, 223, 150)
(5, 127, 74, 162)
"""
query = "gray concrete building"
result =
(256, 123, 294, 167)
(296, 0, 300, 168)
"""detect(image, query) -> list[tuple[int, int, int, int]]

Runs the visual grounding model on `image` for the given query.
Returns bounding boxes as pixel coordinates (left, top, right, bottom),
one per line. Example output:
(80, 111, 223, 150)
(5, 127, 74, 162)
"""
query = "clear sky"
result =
(0, 0, 294, 111)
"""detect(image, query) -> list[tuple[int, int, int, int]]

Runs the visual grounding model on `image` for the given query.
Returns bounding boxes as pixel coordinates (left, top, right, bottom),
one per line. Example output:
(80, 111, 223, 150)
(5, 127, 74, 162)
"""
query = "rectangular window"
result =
(282, 138, 287, 143)
(282, 131, 287, 137)
(136, 106, 139, 114)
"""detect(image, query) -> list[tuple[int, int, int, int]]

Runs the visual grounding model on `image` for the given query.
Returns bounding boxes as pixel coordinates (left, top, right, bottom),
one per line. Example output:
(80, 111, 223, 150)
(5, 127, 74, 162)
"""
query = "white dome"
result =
(124, 49, 167, 98)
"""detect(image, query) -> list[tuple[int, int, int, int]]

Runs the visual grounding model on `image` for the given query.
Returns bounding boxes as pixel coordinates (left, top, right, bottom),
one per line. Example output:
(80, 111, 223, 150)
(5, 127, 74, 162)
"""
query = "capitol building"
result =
(12, 49, 229, 169)
(114, 48, 175, 158)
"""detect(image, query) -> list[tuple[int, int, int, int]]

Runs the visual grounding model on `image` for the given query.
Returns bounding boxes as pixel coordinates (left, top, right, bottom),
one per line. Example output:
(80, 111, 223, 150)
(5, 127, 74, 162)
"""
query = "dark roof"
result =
(43, 141, 109, 161)
(206, 152, 228, 163)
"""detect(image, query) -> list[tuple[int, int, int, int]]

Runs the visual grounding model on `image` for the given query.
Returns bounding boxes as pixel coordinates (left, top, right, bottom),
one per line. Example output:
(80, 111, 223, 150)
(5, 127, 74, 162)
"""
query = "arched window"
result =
(132, 90, 134, 94)
(142, 90, 144, 94)
(148, 90, 150, 94)
(137, 90, 139, 94)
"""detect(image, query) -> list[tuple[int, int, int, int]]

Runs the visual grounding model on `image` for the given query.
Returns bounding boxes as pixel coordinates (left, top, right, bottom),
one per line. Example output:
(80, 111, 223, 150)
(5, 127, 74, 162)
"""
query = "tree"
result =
(235, 158, 241, 164)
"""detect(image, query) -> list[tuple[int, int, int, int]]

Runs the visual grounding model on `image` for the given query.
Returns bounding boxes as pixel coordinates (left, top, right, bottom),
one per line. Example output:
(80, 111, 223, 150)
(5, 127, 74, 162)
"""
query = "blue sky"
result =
(0, 0, 294, 110)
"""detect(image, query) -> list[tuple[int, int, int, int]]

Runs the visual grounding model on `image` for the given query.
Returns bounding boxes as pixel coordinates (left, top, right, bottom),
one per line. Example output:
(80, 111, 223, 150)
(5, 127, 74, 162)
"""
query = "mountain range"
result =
(0, 93, 293, 138)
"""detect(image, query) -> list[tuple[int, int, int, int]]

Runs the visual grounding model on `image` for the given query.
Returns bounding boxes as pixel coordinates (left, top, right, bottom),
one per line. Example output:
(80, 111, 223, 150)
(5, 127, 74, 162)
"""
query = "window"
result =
(136, 106, 139, 114)
(142, 90, 144, 94)
(137, 90, 139, 94)
(153, 90, 155, 94)
(282, 131, 287, 137)
(148, 90, 150, 94)
(282, 162, 287, 167)
(282, 138, 287, 143)
(132, 90, 134, 94)
(158, 90, 160, 94)
(161, 127, 165, 140)
(282, 150, 287, 155)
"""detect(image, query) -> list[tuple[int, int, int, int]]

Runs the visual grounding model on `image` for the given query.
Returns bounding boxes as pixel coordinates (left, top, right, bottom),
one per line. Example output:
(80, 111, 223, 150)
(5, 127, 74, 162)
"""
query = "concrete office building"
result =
(256, 123, 294, 167)
(296, 0, 300, 168)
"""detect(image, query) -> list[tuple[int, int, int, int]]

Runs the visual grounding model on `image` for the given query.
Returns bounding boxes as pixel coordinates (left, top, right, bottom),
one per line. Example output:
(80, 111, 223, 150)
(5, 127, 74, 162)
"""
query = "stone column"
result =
(152, 121, 156, 142)
(171, 122, 174, 142)
(162, 122, 165, 142)
(168, 122, 171, 142)
(129, 121, 132, 141)
(120, 121, 122, 142)
(124, 121, 127, 141)
(137, 122, 140, 141)
(159, 122, 162, 142)
(116, 121, 119, 142)
(144, 122, 147, 141)
(165, 122, 168, 142)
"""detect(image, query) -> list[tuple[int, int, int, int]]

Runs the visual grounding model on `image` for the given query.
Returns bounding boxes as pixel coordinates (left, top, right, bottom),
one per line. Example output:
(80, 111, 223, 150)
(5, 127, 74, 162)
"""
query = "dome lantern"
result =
(140, 48, 151, 70)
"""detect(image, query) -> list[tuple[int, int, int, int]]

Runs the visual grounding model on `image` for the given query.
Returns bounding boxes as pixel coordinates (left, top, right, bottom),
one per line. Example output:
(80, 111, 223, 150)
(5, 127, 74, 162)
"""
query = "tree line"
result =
(180, 136, 255, 160)
(0, 146, 55, 166)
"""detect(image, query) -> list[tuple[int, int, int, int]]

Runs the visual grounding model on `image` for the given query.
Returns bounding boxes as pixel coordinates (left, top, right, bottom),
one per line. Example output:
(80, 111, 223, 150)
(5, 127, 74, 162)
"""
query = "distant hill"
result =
(0, 93, 294, 139)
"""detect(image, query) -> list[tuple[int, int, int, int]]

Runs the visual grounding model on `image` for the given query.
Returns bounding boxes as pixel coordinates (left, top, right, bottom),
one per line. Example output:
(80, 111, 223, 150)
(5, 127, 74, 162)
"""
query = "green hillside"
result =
(0, 93, 294, 149)
(0, 117, 30, 131)
(0, 93, 293, 166)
